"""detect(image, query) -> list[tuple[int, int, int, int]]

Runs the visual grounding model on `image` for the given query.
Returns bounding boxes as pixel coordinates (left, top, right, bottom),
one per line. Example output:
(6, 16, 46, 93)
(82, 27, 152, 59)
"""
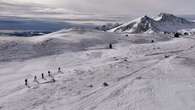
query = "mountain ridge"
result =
(109, 13, 195, 34)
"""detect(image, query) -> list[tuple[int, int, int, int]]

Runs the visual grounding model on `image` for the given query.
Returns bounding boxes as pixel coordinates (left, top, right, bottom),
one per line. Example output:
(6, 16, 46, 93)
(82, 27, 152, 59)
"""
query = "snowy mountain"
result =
(109, 16, 158, 33)
(109, 13, 195, 34)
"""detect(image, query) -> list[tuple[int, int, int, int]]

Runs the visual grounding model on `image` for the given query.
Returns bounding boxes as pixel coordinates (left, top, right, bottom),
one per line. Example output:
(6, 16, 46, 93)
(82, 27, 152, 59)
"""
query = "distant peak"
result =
(141, 15, 150, 19)
(157, 13, 190, 24)
(109, 13, 194, 33)
(143, 15, 149, 18)
(158, 13, 176, 20)
(139, 15, 152, 21)
(158, 13, 175, 17)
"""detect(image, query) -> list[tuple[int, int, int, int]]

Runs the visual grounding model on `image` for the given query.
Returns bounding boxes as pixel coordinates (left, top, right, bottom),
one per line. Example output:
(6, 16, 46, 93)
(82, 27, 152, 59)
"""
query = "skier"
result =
(58, 67, 61, 73)
(48, 71, 51, 77)
(33, 76, 39, 84)
(25, 79, 28, 86)
(34, 76, 37, 81)
(48, 71, 55, 82)
(41, 73, 44, 79)
(109, 43, 112, 49)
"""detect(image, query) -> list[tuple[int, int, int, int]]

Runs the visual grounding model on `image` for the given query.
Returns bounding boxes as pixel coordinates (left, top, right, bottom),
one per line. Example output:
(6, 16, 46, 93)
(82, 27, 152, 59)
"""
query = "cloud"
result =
(0, 1, 77, 19)
(38, 0, 194, 15)
(0, 0, 194, 19)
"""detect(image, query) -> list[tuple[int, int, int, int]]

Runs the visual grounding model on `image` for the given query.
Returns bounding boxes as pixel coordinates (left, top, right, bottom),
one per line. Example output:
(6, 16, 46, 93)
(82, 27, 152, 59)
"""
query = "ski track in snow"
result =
(0, 29, 195, 110)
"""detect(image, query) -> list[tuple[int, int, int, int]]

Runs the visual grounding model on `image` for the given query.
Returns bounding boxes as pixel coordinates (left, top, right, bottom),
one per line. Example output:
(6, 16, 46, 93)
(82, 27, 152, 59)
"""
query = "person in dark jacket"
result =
(109, 43, 112, 49)
(41, 73, 44, 79)
(48, 71, 51, 77)
(58, 67, 63, 73)
(25, 79, 28, 86)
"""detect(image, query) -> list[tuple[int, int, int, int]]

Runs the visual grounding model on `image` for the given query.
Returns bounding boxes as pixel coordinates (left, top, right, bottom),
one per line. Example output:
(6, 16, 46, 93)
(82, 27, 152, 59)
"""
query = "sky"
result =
(0, 0, 195, 19)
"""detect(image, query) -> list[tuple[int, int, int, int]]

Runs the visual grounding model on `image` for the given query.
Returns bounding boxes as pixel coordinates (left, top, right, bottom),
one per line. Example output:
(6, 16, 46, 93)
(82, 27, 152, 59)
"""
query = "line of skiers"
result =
(25, 67, 62, 87)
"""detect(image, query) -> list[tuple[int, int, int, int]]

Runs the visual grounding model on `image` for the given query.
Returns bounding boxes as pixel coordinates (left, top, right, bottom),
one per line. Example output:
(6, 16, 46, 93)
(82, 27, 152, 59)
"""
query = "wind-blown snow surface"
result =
(0, 29, 195, 110)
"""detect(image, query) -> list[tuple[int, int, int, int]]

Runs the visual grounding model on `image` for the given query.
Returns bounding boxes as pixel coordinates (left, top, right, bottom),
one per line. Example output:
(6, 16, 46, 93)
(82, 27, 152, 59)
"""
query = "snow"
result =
(110, 13, 195, 34)
(1, 27, 195, 110)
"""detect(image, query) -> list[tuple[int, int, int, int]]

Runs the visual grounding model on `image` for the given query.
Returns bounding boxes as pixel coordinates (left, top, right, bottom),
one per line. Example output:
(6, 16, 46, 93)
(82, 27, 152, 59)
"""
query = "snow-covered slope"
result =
(1, 28, 195, 110)
(0, 29, 118, 62)
(110, 13, 195, 33)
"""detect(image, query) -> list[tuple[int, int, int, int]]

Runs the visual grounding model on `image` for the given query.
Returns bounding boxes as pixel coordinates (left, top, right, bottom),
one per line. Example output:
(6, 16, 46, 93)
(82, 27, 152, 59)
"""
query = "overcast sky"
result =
(0, 0, 195, 19)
